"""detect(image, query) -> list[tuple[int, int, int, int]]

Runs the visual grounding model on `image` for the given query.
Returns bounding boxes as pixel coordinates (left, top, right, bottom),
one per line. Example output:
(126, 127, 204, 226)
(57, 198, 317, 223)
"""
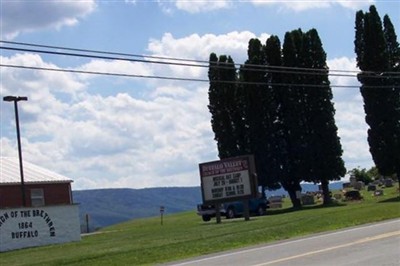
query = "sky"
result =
(1, 0, 399, 190)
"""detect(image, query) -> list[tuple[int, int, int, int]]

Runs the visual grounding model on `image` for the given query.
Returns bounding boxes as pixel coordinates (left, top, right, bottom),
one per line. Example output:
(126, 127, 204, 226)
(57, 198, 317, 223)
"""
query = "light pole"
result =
(3, 96, 28, 207)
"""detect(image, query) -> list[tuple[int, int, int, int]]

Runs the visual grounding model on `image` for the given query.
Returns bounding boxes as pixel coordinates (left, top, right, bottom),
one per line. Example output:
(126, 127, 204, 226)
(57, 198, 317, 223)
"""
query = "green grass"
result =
(1, 186, 399, 265)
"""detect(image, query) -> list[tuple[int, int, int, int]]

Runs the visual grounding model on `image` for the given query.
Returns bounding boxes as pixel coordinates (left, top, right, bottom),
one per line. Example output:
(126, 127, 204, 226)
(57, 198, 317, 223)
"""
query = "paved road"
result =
(165, 219, 400, 266)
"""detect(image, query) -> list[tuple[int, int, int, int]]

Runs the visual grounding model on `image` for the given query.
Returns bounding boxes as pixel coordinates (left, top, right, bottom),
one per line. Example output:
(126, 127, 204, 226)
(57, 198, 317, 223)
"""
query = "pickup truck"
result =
(196, 197, 269, 222)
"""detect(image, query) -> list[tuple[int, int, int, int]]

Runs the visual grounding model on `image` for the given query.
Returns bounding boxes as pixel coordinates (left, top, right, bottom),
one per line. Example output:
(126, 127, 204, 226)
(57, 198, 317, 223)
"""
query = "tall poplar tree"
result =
(239, 39, 280, 190)
(208, 53, 241, 158)
(279, 29, 307, 208)
(264, 35, 287, 190)
(354, 5, 400, 185)
(302, 29, 346, 204)
(278, 29, 345, 207)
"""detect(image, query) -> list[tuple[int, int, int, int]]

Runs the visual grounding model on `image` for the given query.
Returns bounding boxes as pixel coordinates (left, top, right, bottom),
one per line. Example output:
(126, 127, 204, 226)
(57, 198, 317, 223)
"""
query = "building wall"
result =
(0, 183, 72, 208)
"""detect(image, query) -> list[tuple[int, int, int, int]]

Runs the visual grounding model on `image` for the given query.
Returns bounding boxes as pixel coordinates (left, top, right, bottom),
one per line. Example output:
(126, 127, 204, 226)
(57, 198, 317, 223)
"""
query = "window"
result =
(31, 189, 45, 207)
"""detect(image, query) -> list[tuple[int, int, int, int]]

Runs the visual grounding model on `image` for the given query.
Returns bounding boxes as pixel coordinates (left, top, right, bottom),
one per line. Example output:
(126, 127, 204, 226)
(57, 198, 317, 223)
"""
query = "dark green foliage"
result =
(354, 5, 400, 185)
(277, 28, 345, 206)
(354, 10, 365, 69)
(383, 15, 400, 72)
(358, 6, 389, 71)
(279, 29, 308, 208)
(264, 36, 286, 189)
(366, 166, 380, 180)
(348, 167, 374, 185)
(207, 30, 346, 207)
(302, 29, 346, 204)
(208, 53, 243, 158)
(239, 39, 267, 159)
(239, 38, 281, 190)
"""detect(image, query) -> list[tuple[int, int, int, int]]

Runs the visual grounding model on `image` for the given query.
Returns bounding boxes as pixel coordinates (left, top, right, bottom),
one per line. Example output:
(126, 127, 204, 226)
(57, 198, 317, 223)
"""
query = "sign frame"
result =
(199, 155, 258, 205)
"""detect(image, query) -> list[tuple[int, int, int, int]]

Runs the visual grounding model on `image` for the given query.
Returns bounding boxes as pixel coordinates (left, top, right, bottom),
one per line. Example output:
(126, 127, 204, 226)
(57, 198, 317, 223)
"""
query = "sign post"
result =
(215, 203, 221, 224)
(86, 213, 90, 233)
(160, 206, 165, 225)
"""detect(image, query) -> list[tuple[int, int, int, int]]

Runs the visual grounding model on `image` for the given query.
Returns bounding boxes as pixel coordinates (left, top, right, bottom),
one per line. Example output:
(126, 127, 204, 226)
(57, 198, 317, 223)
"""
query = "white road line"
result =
(253, 231, 400, 266)
(170, 219, 400, 266)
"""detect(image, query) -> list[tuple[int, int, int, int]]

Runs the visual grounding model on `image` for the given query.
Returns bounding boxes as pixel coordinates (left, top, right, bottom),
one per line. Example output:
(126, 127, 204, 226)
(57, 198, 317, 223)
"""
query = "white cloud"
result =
(328, 57, 360, 99)
(156, 0, 231, 14)
(151, 86, 192, 98)
(124, 0, 137, 4)
(1, 31, 375, 190)
(1, 53, 84, 113)
(1, 51, 217, 189)
(0, 1, 96, 39)
(175, 0, 231, 13)
(77, 59, 154, 80)
(147, 31, 270, 83)
(251, 0, 330, 12)
(336, 0, 375, 11)
(148, 31, 269, 61)
(327, 57, 373, 172)
(157, 0, 373, 13)
(250, 0, 374, 12)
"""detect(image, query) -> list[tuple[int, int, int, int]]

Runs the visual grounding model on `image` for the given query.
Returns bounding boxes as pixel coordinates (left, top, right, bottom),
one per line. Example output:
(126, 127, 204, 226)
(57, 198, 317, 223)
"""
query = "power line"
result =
(0, 40, 205, 64)
(3, 45, 399, 80)
(2, 63, 398, 89)
(1, 40, 399, 90)
(2, 40, 400, 78)
(0, 63, 207, 83)
(0, 46, 205, 69)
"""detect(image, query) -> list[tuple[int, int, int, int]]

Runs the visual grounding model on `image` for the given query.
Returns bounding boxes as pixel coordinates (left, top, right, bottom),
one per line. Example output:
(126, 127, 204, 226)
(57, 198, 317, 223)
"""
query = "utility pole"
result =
(3, 96, 28, 207)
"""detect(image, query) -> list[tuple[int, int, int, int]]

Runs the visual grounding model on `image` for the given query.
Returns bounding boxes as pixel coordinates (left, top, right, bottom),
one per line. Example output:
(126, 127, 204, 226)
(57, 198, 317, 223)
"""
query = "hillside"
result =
(72, 182, 344, 230)
(73, 187, 202, 230)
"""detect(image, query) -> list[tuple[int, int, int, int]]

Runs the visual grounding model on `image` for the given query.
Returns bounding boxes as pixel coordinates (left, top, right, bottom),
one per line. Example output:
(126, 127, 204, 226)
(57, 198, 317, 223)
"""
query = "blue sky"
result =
(1, 0, 399, 190)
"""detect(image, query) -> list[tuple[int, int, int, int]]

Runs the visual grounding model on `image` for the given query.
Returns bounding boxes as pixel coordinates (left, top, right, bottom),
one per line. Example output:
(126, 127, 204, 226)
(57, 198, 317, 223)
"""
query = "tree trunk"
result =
(282, 181, 302, 209)
(261, 185, 267, 199)
(320, 179, 331, 205)
(397, 172, 400, 197)
(288, 189, 302, 209)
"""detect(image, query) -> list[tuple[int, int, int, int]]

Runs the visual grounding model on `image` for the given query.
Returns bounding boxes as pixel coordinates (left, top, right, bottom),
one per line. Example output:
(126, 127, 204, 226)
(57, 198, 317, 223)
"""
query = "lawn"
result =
(0, 186, 399, 265)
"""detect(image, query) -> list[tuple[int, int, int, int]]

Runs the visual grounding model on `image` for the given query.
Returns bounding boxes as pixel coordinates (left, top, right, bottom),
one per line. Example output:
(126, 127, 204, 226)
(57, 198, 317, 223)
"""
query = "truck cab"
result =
(197, 197, 268, 222)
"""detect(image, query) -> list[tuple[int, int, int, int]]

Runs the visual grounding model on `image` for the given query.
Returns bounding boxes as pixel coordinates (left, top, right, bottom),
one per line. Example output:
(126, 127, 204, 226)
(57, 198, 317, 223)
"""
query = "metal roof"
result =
(0, 157, 72, 185)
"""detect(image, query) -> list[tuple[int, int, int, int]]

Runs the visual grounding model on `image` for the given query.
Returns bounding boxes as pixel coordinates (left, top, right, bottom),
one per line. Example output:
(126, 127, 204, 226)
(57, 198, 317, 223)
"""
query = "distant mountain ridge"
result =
(73, 182, 343, 230)
(73, 187, 202, 230)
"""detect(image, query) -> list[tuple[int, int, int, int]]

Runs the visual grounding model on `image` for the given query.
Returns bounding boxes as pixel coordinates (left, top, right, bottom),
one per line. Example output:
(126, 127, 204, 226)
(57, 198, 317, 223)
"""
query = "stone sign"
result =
(0, 204, 81, 252)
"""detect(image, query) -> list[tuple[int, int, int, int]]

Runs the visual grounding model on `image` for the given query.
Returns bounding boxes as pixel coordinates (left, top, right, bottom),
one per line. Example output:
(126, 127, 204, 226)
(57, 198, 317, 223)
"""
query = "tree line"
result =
(354, 6, 400, 188)
(207, 5, 399, 207)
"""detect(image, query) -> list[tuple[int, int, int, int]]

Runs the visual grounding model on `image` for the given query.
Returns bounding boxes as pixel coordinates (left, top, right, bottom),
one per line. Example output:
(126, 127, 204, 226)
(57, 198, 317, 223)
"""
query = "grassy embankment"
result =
(1, 186, 399, 265)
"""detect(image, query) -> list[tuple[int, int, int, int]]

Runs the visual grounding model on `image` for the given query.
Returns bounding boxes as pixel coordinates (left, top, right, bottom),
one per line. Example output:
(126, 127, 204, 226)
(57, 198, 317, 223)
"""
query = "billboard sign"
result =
(199, 155, 257, 204)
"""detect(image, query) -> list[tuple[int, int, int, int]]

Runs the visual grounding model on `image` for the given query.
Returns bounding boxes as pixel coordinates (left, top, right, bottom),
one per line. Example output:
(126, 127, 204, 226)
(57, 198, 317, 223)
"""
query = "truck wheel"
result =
(226, 207, 235, 219)
(202, 215, 211, 222)
(257, 205, 266, 216)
